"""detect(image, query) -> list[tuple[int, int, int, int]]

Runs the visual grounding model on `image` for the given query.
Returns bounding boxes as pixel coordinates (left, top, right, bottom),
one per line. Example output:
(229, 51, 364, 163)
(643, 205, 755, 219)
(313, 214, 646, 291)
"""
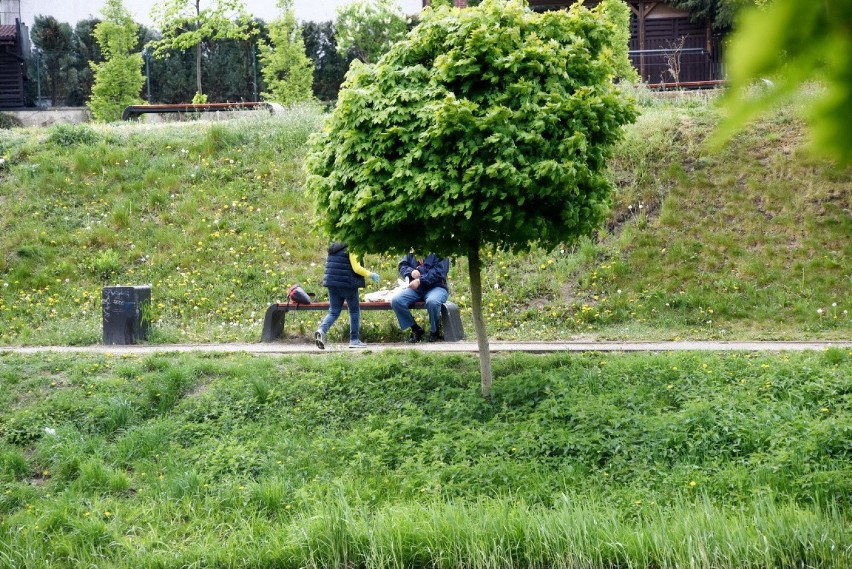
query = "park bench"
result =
(260, 300, 465, 343)
(122, 101, 278, 121)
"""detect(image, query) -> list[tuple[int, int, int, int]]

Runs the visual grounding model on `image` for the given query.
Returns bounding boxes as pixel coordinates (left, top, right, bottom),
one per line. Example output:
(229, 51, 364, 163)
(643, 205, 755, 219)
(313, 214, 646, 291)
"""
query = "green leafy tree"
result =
(205, 18, 268, 102)
(302, 21, 354, 102)
(137, 25, 196, 103)
(149, 0, 252, 101)
(307, 0, 636, 395)
(29, 16, 75, 105)
(598, 0, 639, 83)
(259, 0, 314, 105)
(67, 19, 103, 106)
(149, 48, 197, 103)
(204, 37, 258, 101)
(88, 0, 145, 121)
(715, 0, 852, 165)
(335, 0, 408, 63)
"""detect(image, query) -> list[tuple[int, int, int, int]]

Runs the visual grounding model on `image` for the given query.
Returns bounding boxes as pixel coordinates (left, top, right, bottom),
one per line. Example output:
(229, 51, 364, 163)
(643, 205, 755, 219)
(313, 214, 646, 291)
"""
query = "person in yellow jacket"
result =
(315, 242, 379, 349)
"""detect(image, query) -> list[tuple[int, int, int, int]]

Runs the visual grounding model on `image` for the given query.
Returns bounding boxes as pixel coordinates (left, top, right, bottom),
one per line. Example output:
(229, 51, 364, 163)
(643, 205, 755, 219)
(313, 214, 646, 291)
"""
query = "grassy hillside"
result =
(0, 350, 848, 567)
(0, 93, 849, 345)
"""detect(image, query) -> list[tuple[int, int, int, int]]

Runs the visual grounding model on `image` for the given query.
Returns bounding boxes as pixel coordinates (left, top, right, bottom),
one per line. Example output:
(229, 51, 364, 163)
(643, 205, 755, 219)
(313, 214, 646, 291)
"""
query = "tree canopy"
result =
(309, 0, 635, 256)
(30, 16, 75, 105)
(259, 0, 314, 105)
(68, 19, 103, 106)
(88, 0, 145, 122)
(307, 0, 636, 394)
(667, 0, 743, 30)
(149, 0, 253, 101)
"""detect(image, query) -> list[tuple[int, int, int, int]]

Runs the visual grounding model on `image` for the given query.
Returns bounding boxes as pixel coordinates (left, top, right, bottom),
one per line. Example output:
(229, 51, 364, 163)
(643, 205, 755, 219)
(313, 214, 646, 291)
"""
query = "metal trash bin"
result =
(440, 302, 465, 341)
(102, 285, 151, 345)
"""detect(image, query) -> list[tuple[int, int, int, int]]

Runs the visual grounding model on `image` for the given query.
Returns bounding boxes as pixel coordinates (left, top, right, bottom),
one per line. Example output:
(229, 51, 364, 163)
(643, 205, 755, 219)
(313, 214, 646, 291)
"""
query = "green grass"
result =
(0, 93, 848, 567)
(0, 93, 849, 345)
(0, 349, 848, 567)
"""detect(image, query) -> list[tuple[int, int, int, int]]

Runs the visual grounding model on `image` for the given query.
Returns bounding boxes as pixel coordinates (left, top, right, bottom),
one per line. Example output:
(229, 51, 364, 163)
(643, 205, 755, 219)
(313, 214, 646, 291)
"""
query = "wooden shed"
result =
(0, 0, 28, 108)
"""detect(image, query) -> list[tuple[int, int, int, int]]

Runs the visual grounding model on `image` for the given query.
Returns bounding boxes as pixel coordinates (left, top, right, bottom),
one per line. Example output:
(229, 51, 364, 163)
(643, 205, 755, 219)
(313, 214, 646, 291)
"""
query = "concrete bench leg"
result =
(261, 305, 287, 342)
(440, 302, 465, 342)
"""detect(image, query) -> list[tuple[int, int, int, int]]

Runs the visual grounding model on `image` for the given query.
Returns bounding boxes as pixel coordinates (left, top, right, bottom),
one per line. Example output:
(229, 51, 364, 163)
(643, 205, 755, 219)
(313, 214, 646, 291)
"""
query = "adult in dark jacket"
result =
(391, 251, 450, 342)
(315, 242, 379, 349)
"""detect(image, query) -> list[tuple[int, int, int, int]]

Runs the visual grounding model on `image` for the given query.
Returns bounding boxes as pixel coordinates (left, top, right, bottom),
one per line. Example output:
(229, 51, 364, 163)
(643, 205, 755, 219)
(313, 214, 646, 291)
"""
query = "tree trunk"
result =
(467, 243, 493, 398)
(196, 42, 203, 96)
(195, 0, 203, 97)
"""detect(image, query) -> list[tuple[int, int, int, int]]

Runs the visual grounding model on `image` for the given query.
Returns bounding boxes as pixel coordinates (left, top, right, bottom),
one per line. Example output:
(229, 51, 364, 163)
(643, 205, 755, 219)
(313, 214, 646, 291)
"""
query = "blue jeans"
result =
(319, 286, 361, 342)
(391, 287, 448, 333)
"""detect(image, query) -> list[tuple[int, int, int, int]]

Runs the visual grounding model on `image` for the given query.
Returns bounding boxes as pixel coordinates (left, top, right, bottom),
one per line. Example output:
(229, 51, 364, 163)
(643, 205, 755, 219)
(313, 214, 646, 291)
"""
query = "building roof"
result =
(0, 24, 16, 41)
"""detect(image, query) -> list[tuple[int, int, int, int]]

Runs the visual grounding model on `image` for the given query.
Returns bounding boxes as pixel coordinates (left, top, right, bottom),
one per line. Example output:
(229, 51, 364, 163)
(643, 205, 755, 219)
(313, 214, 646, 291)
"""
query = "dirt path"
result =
(3, 340, 850, 356)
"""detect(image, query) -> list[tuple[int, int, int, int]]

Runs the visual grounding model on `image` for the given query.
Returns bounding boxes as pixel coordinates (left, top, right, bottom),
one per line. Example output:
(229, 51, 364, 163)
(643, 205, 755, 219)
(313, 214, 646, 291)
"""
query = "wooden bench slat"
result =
(122, 102, 274, 121)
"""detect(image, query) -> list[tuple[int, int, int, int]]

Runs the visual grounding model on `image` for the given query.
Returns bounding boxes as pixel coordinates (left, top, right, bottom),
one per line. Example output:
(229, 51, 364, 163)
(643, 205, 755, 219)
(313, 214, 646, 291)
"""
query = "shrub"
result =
(46, 123, 100, 147)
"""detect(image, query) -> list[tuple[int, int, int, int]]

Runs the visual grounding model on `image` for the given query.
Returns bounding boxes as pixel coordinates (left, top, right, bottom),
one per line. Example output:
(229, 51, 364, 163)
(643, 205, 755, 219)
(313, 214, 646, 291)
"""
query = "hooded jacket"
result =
(398, 253, 449, 293)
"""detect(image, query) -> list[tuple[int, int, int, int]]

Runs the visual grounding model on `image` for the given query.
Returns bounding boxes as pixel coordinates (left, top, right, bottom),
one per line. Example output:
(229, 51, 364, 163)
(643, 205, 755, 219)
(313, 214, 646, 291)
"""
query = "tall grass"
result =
(278, 495, 848, 569)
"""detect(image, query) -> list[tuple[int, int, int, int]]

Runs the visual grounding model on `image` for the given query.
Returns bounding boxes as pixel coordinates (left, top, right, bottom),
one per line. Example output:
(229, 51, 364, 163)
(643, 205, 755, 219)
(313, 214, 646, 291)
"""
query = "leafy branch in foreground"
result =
(714, 0, 852, 165)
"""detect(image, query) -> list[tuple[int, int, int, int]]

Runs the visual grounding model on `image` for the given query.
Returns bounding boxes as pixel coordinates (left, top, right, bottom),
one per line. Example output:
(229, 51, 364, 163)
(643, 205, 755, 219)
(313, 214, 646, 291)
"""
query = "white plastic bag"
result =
(364, 279, 408, 302)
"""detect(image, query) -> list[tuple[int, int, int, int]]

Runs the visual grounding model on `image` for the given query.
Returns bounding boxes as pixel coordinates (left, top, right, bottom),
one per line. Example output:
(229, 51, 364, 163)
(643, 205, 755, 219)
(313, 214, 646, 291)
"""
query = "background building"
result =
(0, 0, 28, 107)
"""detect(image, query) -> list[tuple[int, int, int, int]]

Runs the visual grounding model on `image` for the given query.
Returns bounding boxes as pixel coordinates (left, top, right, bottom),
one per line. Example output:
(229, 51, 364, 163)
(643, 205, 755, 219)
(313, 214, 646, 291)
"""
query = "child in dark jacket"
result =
(315, 242, 379, 349)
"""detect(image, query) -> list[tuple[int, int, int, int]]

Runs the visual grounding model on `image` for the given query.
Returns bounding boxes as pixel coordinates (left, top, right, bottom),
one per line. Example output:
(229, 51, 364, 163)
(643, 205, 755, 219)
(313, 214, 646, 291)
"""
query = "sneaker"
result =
(314, 329, 326, 350)
(428, 331, 440, 342)
(349, 340, 368, 349)
(408, 326, 425, 343)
